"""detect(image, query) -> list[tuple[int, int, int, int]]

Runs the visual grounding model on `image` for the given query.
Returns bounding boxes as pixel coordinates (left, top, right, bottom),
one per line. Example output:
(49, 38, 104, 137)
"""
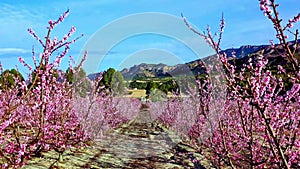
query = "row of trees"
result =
(129, 76, 199, 96)
(0, 63, 204, 99)
(0, 66, 128, 98)
(0, 66, 91, 97)
(0, 10, 88, 167)
(129, 79, 178, 95)
(0, 10, 141, 168)
(1, 0, 298, 168)
(153, 1, 300, 168)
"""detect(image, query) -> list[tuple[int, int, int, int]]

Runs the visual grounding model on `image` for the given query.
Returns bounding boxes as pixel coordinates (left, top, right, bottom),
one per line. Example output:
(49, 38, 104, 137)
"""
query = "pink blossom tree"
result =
(74, 78, 142, 142)
(180, 0, 300, 168)
(0, 10, 88, 168)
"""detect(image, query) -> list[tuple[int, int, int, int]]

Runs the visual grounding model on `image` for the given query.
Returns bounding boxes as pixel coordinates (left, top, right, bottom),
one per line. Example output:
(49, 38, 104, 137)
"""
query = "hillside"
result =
(119, 43, 275, 80)
(88, 40, 300, 81)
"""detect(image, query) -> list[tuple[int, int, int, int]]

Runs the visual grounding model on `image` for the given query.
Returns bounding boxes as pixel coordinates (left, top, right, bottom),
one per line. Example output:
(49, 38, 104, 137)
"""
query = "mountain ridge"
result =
(88, 40, 300, 80)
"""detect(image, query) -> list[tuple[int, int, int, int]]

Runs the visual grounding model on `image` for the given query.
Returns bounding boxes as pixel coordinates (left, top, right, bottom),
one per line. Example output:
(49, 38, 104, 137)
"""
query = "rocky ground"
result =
(24, 108, 214, 169)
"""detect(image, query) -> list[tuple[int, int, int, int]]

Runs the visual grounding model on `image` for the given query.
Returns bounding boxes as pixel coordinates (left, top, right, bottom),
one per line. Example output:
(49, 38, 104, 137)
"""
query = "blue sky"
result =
(0, 0, 299, 75)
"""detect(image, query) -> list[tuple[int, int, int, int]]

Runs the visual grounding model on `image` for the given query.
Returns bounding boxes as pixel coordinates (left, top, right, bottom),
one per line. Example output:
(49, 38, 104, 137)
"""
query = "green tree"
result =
(111, 71, 126, 96)
(76, 67, 91, 97)
(66, 67, 91, 97)
(0, 69, 24, 90)
(145, 81, 158, 96)
(65, 67, 74, 84)
(129, 80, 147, 89)
(98, 68, 117, 93)
(148, 88, 166, 102)
(158, 79, 179, 94)
(99, 68, 115, 87)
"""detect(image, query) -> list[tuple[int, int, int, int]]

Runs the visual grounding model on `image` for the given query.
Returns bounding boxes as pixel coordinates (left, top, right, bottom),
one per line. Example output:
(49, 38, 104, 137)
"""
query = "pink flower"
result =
(0, 120, 10, 133)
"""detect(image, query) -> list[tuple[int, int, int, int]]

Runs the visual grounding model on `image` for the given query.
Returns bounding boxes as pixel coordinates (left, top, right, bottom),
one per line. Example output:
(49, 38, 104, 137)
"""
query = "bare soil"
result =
(24, 108, 214, 169)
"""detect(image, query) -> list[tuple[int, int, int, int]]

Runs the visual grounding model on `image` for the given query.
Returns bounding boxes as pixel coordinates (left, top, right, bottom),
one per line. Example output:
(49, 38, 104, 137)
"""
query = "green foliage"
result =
(175, 76, 197, 94)
(65, 67, 74, 84)
(129, 75, 201, 96)
(0, 69, 24, 90)
(145, 81, 159, 96)
(148, 88, 167, 102)
(74, 67, 91, 97)
(130, 77, 181, 95)
(98, 68, 115, 90)
(111, 71, 126, 96)
(65, 67, 91, 97)
(98, 68, 126, 95)
(158, 79, 179, 94)
(129, 80, 147, 89)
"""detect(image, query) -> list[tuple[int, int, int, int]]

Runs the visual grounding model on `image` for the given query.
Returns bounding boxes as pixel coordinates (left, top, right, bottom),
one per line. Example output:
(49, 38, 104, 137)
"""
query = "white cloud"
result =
(0, 48, 28, 55)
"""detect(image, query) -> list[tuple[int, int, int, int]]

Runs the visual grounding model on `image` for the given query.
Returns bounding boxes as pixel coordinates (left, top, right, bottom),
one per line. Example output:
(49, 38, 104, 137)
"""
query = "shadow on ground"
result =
(25, 108, 214, 169)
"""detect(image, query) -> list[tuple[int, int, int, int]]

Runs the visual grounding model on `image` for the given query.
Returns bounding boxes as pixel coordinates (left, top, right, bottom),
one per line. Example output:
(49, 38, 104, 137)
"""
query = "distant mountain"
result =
(119, 44, 270, 80)
(228, 40, 300, 70)
(120, 63, 176, 80)
(87, 72, 101, 81)
(88, 40, 300, 80)
(221, 45, 268, 59)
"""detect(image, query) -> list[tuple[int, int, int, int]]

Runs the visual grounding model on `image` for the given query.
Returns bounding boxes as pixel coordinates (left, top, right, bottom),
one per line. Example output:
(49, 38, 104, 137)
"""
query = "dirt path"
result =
(25, 108, 214, 169)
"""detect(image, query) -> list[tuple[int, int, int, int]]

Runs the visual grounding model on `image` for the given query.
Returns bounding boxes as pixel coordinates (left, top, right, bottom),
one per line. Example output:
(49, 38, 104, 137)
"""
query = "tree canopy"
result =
(0, 69, 24, 90)
(111, 71, 126, 96)
(98, 68, 126, 95)
(65, 67, 92, 97)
